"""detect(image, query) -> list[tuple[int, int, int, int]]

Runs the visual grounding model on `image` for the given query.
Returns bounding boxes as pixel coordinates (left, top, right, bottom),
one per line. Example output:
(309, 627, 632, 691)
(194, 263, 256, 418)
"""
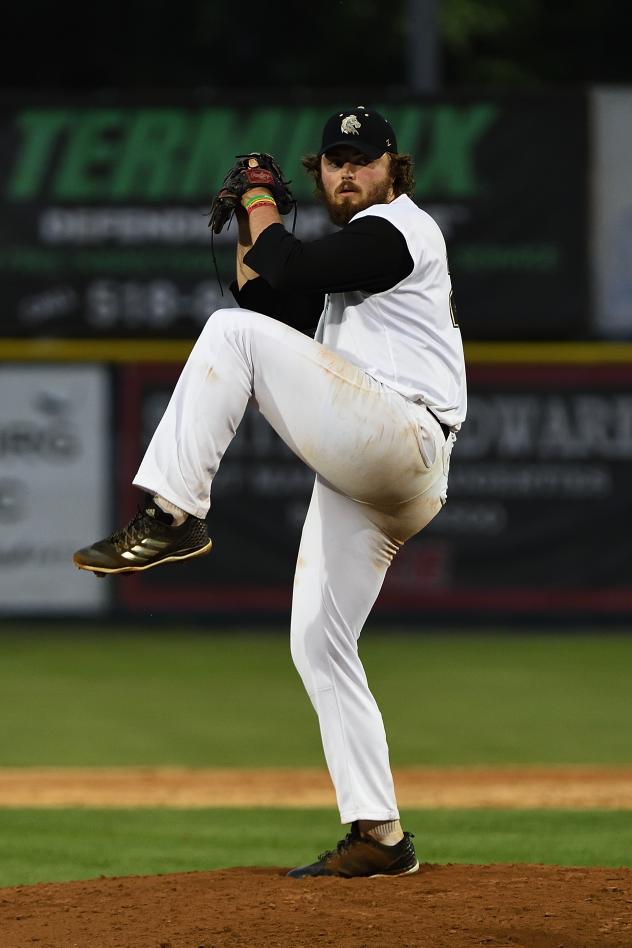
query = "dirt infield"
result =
(2, 767, 631, 946)
(2, 864, 631, 948)
(1, 765, 632, 808)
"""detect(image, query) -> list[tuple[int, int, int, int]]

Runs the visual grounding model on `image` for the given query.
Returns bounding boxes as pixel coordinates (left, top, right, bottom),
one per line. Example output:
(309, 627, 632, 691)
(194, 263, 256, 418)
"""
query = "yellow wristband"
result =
(246, 199, 277, 216)
(245, 193, 276, 208)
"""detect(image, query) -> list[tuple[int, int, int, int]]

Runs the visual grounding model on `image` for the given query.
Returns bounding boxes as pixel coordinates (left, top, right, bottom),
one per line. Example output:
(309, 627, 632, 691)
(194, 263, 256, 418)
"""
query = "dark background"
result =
(5, 0, 631, 92)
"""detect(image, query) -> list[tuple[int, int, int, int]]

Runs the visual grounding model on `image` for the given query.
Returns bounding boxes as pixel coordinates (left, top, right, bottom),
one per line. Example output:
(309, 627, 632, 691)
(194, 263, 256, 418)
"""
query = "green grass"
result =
(0, 808, 630, 888)
(0, 630, 630, 888)
(0, 630, 631, 767)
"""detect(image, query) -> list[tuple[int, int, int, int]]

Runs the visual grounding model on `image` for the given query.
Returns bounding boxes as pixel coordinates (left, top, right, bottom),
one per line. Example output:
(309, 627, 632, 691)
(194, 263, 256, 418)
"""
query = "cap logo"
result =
(341, 114, 361, 136)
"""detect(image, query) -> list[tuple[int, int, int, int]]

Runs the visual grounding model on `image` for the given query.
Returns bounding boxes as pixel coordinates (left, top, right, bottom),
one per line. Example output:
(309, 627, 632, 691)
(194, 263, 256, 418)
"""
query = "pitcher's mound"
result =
(1, 864, 631, 947)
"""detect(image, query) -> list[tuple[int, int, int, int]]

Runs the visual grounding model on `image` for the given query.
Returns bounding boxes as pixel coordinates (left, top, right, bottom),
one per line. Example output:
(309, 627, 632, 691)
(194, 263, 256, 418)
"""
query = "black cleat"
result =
(73, 495, 212, 576)
(287, 822, 419, 879)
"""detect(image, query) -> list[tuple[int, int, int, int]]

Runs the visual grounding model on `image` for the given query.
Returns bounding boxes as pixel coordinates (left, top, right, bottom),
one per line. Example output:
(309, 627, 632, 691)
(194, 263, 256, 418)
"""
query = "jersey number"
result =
(449, 288, 459, 328)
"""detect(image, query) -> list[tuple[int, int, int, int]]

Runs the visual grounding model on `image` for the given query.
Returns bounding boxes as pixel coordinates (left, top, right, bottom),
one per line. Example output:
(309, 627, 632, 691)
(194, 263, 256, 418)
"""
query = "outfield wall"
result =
(1, 341, 631, 623)
(1, 91, 631, 622)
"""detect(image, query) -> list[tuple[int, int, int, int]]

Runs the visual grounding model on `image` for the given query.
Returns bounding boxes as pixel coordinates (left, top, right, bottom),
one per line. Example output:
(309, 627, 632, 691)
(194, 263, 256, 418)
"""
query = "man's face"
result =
(319, 147, 395, 226)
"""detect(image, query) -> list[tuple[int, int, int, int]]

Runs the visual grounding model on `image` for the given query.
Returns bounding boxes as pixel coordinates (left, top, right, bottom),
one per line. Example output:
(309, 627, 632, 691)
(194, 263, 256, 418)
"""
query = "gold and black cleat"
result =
(287, 822, 419, 879)
(73, 495, 212, 576)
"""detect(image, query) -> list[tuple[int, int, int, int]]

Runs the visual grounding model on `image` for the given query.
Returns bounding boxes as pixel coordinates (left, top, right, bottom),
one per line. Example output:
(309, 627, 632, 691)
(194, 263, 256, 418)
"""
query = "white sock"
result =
(154, 494, 188, 526)
(358, 819, 404, 846)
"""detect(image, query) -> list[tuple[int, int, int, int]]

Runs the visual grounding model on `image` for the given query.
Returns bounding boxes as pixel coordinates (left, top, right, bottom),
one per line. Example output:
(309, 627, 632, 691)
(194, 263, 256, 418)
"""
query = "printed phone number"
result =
(86, 279, 225, 328)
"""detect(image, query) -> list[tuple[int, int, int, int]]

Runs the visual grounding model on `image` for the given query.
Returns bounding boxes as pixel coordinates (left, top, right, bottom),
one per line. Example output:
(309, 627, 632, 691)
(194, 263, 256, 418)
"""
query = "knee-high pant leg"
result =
(290, 476, 403, 823)
(134, 308, 446, 517)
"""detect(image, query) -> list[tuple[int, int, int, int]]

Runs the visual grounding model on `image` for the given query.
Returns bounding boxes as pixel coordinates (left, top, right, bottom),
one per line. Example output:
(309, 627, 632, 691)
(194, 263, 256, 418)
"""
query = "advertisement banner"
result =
(381, 360, 632, 615)
(116, 358, 632, 618)
(0, 365, 109, 613)
(0, 96, 588, 340)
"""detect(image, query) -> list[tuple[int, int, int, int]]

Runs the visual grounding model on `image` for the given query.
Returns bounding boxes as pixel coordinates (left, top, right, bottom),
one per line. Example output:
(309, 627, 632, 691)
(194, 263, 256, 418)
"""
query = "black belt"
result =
(427, 409, 451, 441)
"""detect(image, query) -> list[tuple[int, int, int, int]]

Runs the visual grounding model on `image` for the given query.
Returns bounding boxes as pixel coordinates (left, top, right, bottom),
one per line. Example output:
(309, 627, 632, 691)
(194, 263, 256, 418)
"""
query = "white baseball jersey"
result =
(315, 194, 467, 430)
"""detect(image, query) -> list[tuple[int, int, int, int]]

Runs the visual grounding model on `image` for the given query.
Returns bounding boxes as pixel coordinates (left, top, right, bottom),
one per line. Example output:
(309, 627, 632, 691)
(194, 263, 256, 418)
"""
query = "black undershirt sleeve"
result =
(229, 277, 324, 333)
(243, 215, 414, 294)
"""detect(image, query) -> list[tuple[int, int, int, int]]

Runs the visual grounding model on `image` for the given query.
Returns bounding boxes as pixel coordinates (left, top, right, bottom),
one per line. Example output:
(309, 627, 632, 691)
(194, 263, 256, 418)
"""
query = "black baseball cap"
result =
(318, 106, 398, 159)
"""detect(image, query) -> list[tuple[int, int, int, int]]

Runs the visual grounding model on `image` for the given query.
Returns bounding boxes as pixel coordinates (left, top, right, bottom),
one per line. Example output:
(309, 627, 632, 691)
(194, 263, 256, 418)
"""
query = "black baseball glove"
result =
(209, 152, 296, 235)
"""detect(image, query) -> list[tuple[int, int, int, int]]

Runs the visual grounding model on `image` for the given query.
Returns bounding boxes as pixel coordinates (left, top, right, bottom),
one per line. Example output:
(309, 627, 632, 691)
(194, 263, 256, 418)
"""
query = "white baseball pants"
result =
(134, 308, 453, 824)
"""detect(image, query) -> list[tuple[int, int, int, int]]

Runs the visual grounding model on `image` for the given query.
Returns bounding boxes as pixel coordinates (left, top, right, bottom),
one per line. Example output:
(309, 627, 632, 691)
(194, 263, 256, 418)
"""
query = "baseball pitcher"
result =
(74, 107, 467, 878)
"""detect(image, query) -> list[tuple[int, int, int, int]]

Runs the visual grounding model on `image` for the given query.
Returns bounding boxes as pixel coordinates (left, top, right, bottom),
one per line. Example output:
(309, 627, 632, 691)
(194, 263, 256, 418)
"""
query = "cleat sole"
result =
(369, 861, 420, 878)
(74, 539, 213, 575)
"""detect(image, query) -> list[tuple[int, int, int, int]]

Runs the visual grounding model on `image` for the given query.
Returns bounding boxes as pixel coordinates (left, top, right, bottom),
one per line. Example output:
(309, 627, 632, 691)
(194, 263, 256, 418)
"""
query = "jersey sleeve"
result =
(243, 216, 414, 295)
(230, 276, 324, 334)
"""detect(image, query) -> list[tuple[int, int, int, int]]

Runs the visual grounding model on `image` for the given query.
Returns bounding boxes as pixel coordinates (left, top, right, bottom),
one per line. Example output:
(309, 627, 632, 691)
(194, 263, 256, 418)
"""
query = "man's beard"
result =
(322, 178, 394, 226)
